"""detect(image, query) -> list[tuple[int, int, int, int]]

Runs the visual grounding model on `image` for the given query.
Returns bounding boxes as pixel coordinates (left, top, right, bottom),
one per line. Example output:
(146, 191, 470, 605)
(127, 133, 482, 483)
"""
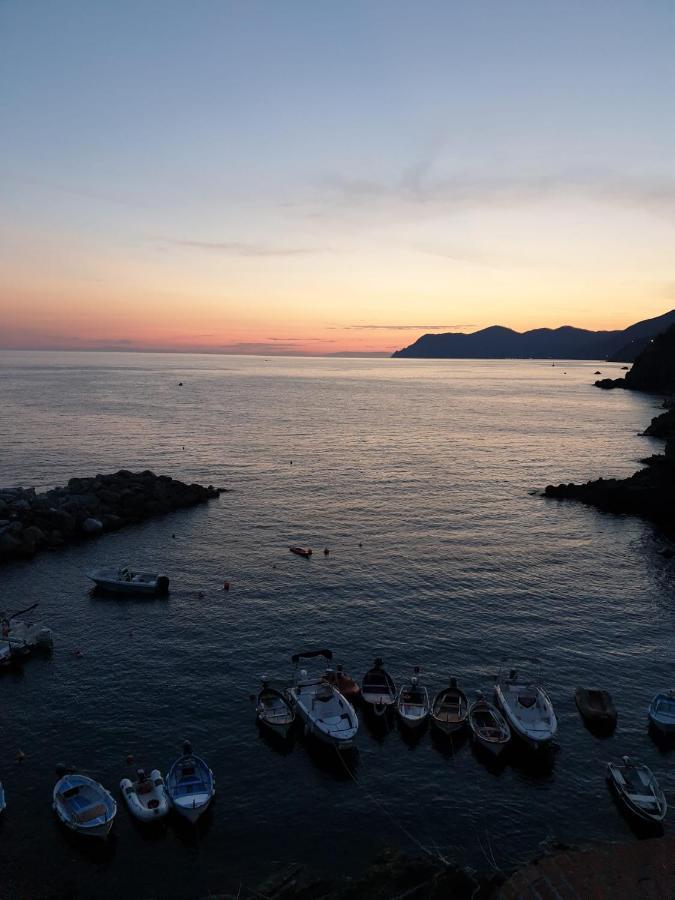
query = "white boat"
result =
(87, 566, 169, 595)
(431, 677, 469, 735)
(1, 604, 53, 651)
(494, 663, 557, 749)
(361, 658, 397, 716)
(396, 668, 430, 730)
(0, 781, 5, 814)
(53, 771, 117, 839)
(287, 649, 358, 749)
(648, 690, 675, 734)
(257, 679, 295, 738)
(607, 756, 667, 824)
(166, 742, 215, 823)
(468, 692, 511, 756)
(120, 768, 169, 822)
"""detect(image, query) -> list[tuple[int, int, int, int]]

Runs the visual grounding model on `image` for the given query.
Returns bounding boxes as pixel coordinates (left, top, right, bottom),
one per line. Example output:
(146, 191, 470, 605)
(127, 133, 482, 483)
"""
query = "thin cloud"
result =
(337, 324, 473, 331)
(167, 239, 323, 257)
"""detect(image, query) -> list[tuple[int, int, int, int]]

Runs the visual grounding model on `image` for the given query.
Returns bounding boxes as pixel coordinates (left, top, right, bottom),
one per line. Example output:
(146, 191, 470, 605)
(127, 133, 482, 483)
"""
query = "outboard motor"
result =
(136, 768, 146, 783)
(182, 740, 193, 756)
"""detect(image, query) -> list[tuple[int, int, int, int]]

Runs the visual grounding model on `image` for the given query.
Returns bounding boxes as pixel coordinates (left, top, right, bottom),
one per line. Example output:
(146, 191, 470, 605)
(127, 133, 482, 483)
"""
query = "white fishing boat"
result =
(396, 667, 430, 730)
(0, 781, 5, 814)
(361, 658, 397, 716)
(87, 566, 169, 595)
(166, 742, 215, 823)
(53, 771, 117, 839)
(607, 756, 667, 824)
(494, 662, 557, 749)
(431, 677, 469, 735)
(648, 690, 675, 735)
(256, 678, 295, 738)
(468, 692, 511, 756)
(120, 768, 169, 822)
(287, 649, 358, 749)
(1, 603, 53, 651)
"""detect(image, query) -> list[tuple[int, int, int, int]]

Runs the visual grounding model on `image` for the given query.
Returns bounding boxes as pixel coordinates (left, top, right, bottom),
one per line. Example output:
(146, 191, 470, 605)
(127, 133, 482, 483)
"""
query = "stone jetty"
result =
(0, 470, 222, 564)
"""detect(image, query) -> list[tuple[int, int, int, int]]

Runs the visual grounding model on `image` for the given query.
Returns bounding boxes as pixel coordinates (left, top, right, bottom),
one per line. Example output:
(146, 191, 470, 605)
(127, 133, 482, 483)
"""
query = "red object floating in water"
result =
(290, 546, 312, 558)
(223, 581, 230, 591)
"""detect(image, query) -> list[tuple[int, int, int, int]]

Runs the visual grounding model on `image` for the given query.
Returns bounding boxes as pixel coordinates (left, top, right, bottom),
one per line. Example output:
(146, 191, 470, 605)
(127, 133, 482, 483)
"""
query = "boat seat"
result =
(73, 803, 107, 823)
(137, 782, 153, 795)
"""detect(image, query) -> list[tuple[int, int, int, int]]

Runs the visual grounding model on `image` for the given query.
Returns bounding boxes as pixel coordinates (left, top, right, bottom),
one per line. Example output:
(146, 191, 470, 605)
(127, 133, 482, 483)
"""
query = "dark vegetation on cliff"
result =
(545, 325, 675, 536)
(392, 309, 675, 360)
(0, 470, 222, 564)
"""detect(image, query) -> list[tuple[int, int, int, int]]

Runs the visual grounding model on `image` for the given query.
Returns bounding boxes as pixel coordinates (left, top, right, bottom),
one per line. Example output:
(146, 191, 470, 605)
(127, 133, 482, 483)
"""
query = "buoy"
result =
(358, 542, 362, 548)
(197, 590, 205, 599)
(324, 547, 329, 556)
(172, 533, 176, 539)
(178, 382, 183, 386)
(16, 749, 25, 763)
(223, 581, 230, 591)
(290, 460, 293, 465)
(73, 648, 83, 658)
(126, 754, 134, 765)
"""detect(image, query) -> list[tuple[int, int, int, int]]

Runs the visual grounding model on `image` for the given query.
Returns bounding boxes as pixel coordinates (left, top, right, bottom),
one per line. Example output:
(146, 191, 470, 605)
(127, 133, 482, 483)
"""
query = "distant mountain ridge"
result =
(391, 309, 675, 361)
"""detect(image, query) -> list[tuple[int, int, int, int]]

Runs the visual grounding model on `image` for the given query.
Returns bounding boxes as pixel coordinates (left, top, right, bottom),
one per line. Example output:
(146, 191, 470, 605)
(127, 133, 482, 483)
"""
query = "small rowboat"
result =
(574, 687, 617, 730)
(323, 664, 361, 703)
(289, 546, 312, 558)
(166, 742, 215, 823)
(53, 772, 117, 839)
(468, 693, 511, 756)
(257, 679, 295, 738)
(648, 690, 675, 735)
(397, 668, 430, 730)
(120, 768, 169, 822)
(361, 658, 397, 716)
(607, 756, 667, 824)
(431, 677, 469, 735)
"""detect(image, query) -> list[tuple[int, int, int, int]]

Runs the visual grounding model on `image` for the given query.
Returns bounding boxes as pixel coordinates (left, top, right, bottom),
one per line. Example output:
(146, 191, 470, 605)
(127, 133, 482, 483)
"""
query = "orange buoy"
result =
(223, 581, 230, 591)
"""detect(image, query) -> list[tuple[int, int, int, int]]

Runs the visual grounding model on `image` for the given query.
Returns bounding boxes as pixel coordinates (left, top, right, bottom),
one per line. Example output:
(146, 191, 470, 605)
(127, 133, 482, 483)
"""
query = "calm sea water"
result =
(0, 352, 673, 899)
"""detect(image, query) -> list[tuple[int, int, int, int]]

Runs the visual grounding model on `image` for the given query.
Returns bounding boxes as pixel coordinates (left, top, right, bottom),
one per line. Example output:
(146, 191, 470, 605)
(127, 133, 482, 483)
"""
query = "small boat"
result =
(468, 692, 511, 756)
(431, 677, 469, 735)
(396, 668, 430, 730)
(574, 687, 617, 729)
(0, 781, 5, 814)
(256, 678, 295, 738)
(648, 690, 675, 735)
(289, 546, 312, 558)
(53, 771, 117, 839)
(607, 756, 667, 824)
(1, 603, 53, 651)
(87, 566, 169, 595)
(494, 663, 557, 749)
(287, 649, 358, 749)
(120, 768, 169, 822)
(166, 742, 215, 823)
(361, 658, 397, 716)
(323, 664, 361, 703)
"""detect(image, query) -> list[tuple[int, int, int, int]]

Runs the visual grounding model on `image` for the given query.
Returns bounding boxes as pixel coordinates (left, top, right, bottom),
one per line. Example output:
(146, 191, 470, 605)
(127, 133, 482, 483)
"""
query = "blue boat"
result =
(648, 690, 675, 735)
(53, 772, 117, 838)
(166, 742, 215, 823)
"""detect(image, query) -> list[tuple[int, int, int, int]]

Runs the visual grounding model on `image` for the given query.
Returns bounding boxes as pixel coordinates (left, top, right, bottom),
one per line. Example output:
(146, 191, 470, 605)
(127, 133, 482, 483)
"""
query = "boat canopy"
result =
(291, 648, 333, 664)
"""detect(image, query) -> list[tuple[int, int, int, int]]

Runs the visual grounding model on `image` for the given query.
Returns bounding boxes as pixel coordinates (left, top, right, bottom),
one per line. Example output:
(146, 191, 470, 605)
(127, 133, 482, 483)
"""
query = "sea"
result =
(0, 351, 673, 898)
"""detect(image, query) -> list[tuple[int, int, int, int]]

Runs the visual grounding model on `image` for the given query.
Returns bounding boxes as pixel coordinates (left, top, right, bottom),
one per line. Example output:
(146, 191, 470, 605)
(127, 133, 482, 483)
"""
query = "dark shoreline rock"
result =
(548, 325, 675, 536)
(0, 470, 223, 564)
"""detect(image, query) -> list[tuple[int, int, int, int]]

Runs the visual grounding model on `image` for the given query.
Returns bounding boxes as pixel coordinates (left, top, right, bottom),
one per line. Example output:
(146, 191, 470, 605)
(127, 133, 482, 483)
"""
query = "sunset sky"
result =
(2, 1, 675, 355)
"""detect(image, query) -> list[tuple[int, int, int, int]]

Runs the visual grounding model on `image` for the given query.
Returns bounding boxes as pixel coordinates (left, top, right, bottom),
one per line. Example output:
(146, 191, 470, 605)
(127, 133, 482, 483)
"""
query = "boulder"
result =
(82, 517, 104, 536)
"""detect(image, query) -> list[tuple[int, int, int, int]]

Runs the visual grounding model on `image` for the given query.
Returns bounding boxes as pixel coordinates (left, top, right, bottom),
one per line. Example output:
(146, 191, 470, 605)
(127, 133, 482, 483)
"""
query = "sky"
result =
(2, 0, 675, 355)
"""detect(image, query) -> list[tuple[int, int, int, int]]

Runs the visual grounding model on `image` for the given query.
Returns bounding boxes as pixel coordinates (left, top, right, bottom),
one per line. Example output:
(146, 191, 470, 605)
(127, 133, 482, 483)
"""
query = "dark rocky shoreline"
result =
(0, 470, 223, 564)
(544, 325, 675, 537)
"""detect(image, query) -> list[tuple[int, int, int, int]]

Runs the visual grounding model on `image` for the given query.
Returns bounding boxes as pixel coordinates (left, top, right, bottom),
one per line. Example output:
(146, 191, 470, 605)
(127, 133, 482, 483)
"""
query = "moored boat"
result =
(53, 771, 117, 839)
(166, 742, 215, 823)
(468, 692, 511, 756)
(574, 687, 617, 730)
(1, 603, 53, 651)
(607, 756, 667, 824)
(648, 690, 675, 735)
(256, 678, 295, 738)
(120, 768, 169, 822)
(323, 664, 361, 703)
(287, 649, 358, 749)
(494, 662, 557, 749)
(87, 566, 169, 595)
(431, 677, 469, 735)
(397, 668, 430, 730)
(0, 781, 5, 814)
(289, 546, 312, 558)
(361, 658, 397, 716)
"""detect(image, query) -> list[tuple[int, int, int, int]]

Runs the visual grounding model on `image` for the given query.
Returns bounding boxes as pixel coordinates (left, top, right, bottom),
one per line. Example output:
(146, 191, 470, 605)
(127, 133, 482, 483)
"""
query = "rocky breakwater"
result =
(0, 470, 223, 564)
(545, 324, 675, 536)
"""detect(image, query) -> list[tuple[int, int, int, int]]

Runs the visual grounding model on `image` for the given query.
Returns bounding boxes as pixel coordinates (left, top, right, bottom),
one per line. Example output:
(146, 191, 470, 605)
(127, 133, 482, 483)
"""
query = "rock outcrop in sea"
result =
(545, 325, 675, 535)
(0, 470, 222, 564)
